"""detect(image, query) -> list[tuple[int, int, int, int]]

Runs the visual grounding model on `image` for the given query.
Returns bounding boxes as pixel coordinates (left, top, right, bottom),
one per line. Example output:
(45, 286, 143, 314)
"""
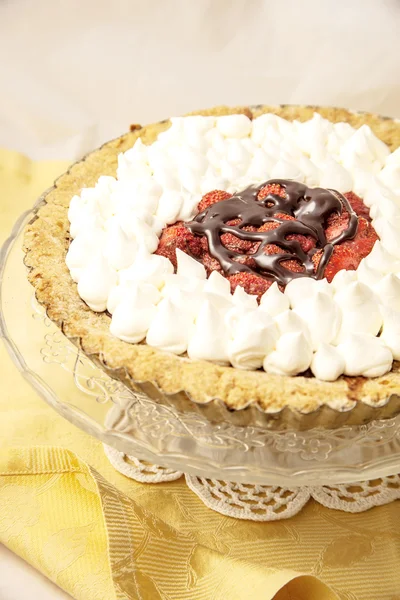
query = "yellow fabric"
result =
(1, 147, 400, 600)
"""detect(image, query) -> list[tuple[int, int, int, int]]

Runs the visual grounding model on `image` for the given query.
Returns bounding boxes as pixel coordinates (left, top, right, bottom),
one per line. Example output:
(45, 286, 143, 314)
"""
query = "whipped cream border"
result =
(66, 113, 400, 381)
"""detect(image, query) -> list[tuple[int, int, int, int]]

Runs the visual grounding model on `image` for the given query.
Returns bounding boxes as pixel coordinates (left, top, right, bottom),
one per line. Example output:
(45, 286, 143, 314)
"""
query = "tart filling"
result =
(66, 113, 400, 381)
(158, 181, 374, 293)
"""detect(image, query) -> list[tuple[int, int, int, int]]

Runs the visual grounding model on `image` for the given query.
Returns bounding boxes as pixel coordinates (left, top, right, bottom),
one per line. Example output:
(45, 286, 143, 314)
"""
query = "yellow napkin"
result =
(1, 147, 400, 600)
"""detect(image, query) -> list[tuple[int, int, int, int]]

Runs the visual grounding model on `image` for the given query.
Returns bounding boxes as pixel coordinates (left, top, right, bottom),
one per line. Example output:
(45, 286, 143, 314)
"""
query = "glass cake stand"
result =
(2, 201, 400, 486)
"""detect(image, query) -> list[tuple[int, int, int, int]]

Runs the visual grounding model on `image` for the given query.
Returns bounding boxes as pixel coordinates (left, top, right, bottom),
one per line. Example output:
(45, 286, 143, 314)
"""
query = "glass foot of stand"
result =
(2, 204, 400, 486)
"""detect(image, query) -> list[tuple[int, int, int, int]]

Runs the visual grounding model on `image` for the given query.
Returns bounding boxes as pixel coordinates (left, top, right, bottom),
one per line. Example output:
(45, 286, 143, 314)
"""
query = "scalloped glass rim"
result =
(2, 200, 400, 485)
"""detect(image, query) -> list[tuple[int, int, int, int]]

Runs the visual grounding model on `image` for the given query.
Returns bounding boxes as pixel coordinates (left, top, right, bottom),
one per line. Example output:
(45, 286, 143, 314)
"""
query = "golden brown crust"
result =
(23, 104, 400, 423)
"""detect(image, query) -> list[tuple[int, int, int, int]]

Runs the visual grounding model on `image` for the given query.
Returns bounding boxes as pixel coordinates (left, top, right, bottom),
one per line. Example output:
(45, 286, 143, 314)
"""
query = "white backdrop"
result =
(0, 0, 399, 160)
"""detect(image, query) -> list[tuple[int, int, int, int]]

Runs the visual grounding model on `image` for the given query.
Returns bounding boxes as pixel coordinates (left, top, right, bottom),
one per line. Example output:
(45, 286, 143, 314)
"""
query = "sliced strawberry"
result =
(197, 190, 232, 212)
(220, 219, 258, 253)
(201, 251, 223, 275)
(155, 222, 204, 268)
(232, 255, 258, 270)
(262, 242, 305, 275)
(257, 183, 286, 201)
(314, 218, 378, 282)
(344, 191, 372, 221)
(258, 213, 316, 253)
(228, 273, 273, 300)
(325, 210, 350, 242)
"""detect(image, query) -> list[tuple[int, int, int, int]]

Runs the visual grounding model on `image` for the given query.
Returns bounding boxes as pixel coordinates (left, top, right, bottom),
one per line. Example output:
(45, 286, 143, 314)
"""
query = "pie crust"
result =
(23, 105, 400, 429)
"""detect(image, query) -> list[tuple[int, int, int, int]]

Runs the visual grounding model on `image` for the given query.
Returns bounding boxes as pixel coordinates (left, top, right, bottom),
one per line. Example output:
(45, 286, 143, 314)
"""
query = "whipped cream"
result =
(311, 343, 345, 381)
(66, 229, 106, 282)
(110, 288, 157, 344)
(229, 310, 277, 370)
(66, 112, 400, 381)
(146, 298, 194, 354)
(294, 292, 341, 350)
(119, 249, 173, 288)
(284, 278, 332, 309)
(374, 274, 400, 311)
(337, 334, 393, 377)
(380, 306, 400, 360)
(259, 282, 290, 316)
(107, 280, 160, 314)
(274, 310, 312, 345)
(334, 282, 382, 342)
(187, 300, 230, 364)
(77, 253, 117, 312)
(264, 332, 313, 376)
(104, 220, 137, 270)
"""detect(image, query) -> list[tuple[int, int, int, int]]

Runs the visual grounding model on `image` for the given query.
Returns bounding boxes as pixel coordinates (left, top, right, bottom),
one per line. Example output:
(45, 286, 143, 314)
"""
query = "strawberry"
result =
(258, 213, 316, 253)
(232, 255, 258, 269)
(261, 241, 305, 274)
(197, 190, 232, 212)
(344, 191, 372, 221)
(325, 210, 350, 242)
(257, 183, 286, 201)
(201, 251, 223, 275)
(314, 218, 378, 282)
(155, 222, 204, 268)
(228, 272, 273, 300)
(221, 219, 258, 253)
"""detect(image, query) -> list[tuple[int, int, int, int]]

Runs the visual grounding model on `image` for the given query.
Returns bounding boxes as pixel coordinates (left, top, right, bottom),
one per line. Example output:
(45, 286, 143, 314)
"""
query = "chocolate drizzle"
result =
(186, 179, 359, 285)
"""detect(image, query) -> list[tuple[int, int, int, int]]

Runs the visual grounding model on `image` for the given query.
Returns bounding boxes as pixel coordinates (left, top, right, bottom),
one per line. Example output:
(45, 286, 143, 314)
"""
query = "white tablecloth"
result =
(1, 0, 399, 597)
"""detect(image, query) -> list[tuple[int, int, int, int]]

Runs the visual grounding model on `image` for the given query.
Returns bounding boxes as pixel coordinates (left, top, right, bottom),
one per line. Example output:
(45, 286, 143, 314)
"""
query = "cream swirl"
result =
(263, 332, 313, 376)
(187, 301, 230, 364)
(229, 310, 278, 370)
(66, 229, 105, 282)
(380, 306, 400, 360)
(110, 287, 158, 344)
(146, 298, 194, 354)
(284, 278, 332, 309)
(77, 253, 117, 312)
(311, 344, 345, 381)
(259, 282, 290, 317)
(337, 334, 392, 377)
(334, 282, 382, 342)
(294, 292, 341, 350)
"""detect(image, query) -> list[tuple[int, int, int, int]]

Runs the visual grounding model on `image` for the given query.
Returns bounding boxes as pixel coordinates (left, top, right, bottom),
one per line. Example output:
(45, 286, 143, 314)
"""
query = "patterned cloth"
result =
(1, 148, 400, 599)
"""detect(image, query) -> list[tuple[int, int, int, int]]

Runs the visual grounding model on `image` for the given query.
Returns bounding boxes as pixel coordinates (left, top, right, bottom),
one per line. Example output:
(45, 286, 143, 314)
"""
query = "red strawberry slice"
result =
(325, 210, 350, 242)
(197, 190, 232, 212)
(155, 222, 204, 268)
(258, 213, 316, 253)
(344, 191, 372, 221)
(221, 219, 258, 253)
(325, 191, 372, 242)
(228, 272, 273, 300)
(202, 251, 223, 275)
(313, 218, 378, 282)
(257, 183, 286, 201)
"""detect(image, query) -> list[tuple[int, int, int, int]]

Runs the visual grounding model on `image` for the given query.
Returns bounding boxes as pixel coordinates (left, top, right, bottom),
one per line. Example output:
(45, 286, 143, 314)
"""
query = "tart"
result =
(24, 105, 400, 429)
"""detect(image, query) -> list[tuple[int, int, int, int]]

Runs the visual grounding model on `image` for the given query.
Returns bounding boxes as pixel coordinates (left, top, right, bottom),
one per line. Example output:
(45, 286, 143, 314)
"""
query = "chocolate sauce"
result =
(186, 179, 358, 285)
